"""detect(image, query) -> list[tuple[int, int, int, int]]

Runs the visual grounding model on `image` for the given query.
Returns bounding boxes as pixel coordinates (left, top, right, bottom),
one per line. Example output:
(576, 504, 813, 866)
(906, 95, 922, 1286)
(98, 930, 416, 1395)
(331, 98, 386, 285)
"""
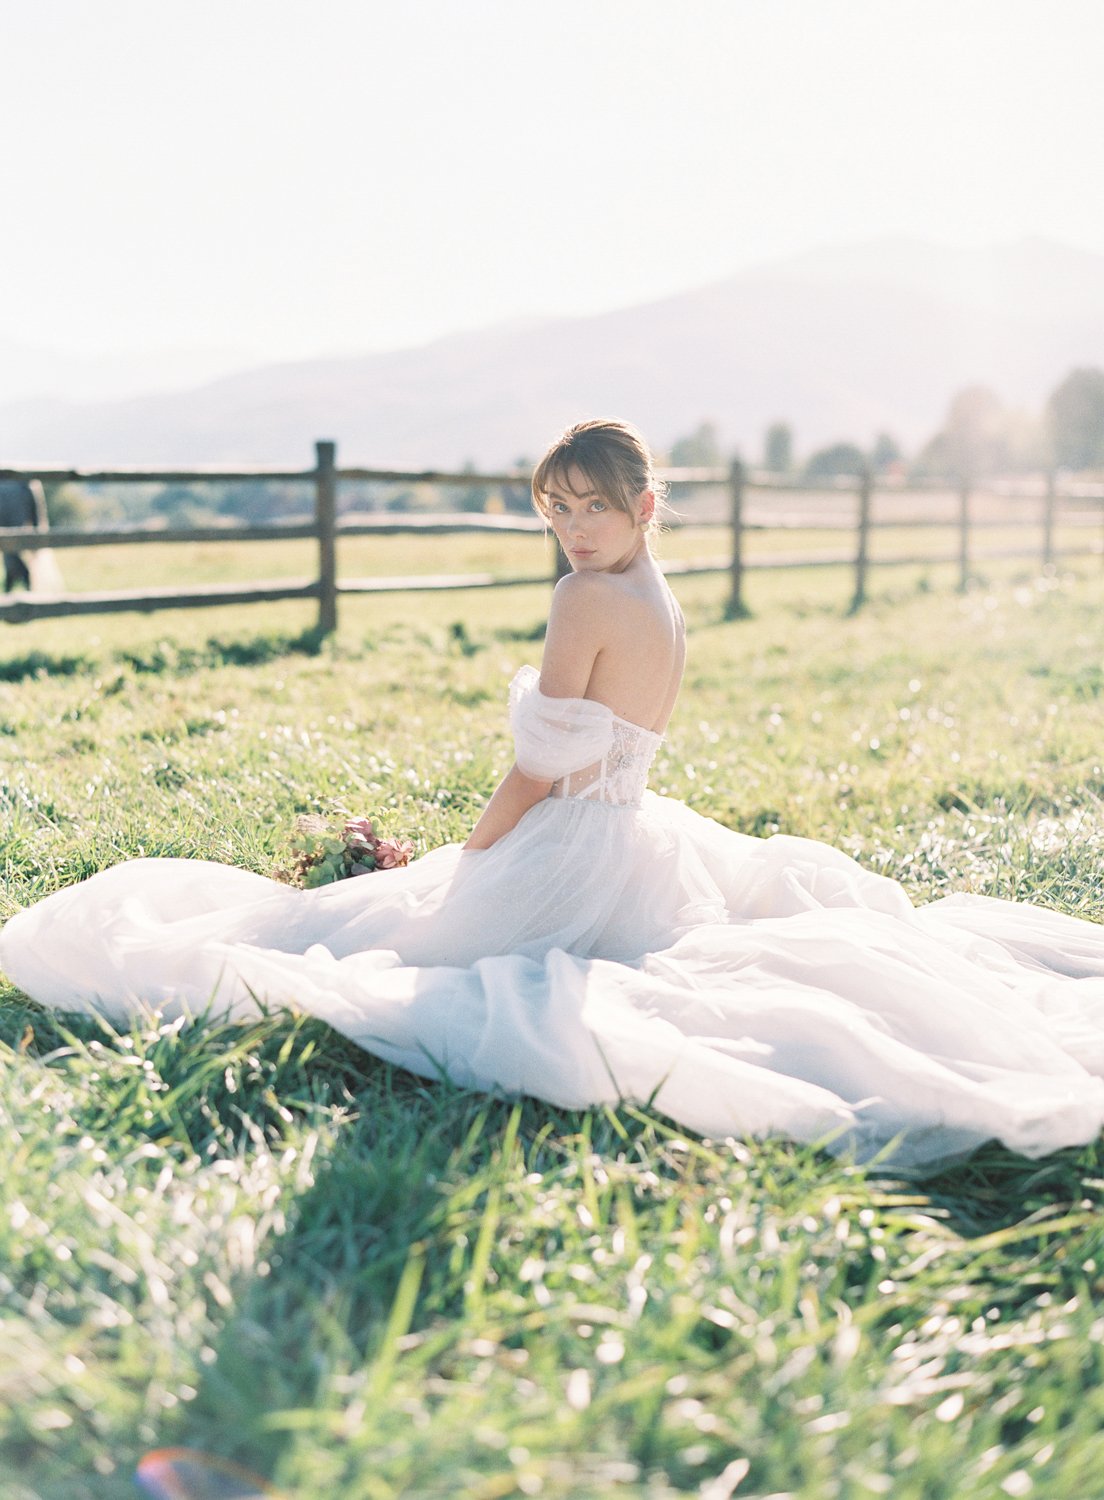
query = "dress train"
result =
(2, 666, 1103, 1170)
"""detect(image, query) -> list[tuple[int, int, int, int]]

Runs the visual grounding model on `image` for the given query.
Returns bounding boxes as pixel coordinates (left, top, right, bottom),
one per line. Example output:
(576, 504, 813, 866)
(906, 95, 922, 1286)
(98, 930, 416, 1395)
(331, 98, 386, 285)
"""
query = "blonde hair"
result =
(531, 418, 671, 535)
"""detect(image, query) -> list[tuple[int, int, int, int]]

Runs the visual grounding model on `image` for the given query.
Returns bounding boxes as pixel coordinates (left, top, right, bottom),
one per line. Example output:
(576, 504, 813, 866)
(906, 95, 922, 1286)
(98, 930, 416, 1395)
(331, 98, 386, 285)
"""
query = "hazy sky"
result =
(3, 0, 1103, 381)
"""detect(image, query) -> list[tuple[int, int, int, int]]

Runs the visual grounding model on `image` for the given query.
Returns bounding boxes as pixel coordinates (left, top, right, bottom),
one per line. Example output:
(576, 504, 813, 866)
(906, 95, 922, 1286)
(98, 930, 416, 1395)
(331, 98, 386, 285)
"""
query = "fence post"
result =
(315, 439, 338, 635)
(957, 479, 971, 593)
(848, 465, 872, 614)
(1042, 471, 1056, 569)
(725, 457, 749, 619)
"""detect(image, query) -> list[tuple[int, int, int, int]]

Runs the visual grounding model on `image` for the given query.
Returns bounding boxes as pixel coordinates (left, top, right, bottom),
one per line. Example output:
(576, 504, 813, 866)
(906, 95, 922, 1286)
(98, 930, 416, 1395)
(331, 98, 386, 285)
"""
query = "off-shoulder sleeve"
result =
(508, 665, 614, 781)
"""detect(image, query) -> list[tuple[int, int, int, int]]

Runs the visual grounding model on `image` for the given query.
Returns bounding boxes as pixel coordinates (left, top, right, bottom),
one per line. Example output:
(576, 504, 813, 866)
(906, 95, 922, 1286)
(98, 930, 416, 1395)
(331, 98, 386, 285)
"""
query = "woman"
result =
(3, 419, 1104, 1170)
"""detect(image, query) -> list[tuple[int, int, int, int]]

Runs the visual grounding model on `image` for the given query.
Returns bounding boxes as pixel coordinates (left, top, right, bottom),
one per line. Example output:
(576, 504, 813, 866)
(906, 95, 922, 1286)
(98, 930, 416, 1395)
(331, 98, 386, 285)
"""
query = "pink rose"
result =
(342, 816, 376, 845)
(375, 837, 414, 869)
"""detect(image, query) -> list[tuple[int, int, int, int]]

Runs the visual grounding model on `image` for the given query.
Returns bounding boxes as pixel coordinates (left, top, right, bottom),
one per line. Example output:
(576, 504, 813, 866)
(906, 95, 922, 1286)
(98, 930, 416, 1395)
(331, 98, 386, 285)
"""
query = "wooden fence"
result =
(0, 441, 1101, 632)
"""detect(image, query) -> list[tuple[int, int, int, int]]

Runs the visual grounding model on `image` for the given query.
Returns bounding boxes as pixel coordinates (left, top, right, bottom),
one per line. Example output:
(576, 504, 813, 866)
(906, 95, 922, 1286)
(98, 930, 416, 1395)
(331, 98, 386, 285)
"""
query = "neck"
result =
(609, 533, 649, 575)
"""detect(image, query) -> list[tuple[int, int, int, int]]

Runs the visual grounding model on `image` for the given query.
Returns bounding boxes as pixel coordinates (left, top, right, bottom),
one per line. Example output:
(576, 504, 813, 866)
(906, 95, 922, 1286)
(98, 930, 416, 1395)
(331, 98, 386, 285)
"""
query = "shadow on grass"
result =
(5, 987, 1100, 1252)
(0, 628, 329, 685)
(0, 650, 94, 682)
(118, 627, 328, 675)
(909, 1135, 1104, 1236)
(493, 620, 547, 643)
(165, 1071, 711, 1487)
(5, 985, 1104, 1495)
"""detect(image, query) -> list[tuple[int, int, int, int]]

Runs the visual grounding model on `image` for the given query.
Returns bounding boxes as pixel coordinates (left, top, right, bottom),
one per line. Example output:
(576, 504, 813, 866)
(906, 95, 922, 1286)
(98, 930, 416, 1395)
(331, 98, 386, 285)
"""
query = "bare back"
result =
(541, 551, 686, 734)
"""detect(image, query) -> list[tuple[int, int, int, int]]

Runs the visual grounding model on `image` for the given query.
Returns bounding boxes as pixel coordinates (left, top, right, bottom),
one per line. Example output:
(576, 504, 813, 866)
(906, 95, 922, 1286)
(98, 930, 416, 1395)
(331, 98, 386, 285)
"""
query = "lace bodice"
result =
(508, 665, 662, 807)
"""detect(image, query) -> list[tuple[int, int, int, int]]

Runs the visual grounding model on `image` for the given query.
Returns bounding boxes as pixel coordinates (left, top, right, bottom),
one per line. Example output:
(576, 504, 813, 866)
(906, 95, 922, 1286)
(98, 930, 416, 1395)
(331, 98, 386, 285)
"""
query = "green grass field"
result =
(1, 545, 1103, 1499)
(21, 517, 1097, 593)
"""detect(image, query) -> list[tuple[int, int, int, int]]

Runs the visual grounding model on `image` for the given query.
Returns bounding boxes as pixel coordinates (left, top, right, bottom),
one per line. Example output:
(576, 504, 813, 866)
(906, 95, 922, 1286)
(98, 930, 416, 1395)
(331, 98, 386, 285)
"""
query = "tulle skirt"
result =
(3, 792, 1104, 1170)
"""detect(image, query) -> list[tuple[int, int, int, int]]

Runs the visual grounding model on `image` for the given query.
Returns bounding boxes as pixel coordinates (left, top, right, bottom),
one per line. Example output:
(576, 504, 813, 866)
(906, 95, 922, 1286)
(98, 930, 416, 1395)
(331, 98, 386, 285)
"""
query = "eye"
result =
(550, 501, 569, 514)
(588, 500, 607, 512)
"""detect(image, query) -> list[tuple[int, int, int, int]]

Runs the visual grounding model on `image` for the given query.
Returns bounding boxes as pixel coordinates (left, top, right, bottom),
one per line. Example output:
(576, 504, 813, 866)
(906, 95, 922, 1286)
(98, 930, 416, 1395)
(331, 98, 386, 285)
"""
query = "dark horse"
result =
(0, 478, 48, 591)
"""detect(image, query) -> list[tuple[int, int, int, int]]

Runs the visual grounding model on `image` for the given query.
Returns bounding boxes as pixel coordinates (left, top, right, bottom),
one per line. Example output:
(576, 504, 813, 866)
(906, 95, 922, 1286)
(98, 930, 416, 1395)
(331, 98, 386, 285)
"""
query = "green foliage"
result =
(454, 460, 491, 514)
(41, 482, 90, 530)
(0, 562, 1103, 1496)
(276, 815, 412, 887)
(213, 481, 315, 525)
(764, 421, 794, 473)
(149, 484, 214, 526)
(668, 421, 723, 468)
(870, 431, 902, 473)
(803, 442, 866, 480)
(1046, 366, 1104, 472)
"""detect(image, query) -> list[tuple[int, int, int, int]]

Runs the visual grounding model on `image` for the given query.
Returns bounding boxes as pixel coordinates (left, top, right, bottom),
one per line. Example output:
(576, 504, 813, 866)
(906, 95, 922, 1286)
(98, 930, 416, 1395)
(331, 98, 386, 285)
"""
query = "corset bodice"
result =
(508, 665, 663, 809)
(548, 714, 662, 806)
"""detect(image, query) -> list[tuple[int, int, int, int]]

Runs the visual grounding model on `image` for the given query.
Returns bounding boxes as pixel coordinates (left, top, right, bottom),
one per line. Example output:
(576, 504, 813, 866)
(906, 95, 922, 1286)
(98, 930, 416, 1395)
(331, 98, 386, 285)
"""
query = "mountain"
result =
(2, 238, 1102, 469)
(0, 337, 259, 406)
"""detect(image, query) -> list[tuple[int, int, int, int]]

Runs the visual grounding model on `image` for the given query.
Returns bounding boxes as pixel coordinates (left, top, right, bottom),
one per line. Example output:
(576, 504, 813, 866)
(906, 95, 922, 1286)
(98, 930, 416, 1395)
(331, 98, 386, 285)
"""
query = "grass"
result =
(28, 518, 1099, 592)
(1, 549, 1103, 1498)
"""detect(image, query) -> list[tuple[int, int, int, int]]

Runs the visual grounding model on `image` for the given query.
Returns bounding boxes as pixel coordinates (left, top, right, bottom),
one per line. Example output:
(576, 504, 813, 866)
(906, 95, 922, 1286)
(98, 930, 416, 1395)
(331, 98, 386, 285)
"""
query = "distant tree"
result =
(1003, 407, 1048, 473)
(913, 386, 1047, 480)
(87, 483, 160, 526)
(944, 386, 1006, 477)
(215, 481, 312, 523)
(42, 481, 90, 529)
(384, 481, 439, 513)
(454, 460, 490, 514)
(763, 422, 793, 474)
(803, 442, 866, 481)
(150, 484, 216, 526)
(870, 432, 902, 473)
(669, 421, 722, 469)
(1046, 367, 1104, 471)
(502, 455, 533, 514)
(340, 480, 387, 514)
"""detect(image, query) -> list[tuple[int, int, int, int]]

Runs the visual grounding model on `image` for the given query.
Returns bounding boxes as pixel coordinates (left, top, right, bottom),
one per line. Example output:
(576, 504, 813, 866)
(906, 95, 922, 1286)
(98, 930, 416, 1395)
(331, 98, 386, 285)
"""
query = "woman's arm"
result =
(538, 572, 606, 698)
(463, 764, 553, 850)
(463, 574, 608, 851)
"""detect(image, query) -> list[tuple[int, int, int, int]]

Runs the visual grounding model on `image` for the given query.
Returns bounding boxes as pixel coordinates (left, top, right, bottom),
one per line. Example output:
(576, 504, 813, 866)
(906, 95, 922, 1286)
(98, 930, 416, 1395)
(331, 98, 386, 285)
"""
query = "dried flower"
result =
(274, 812, 414, 889)
(375, 836, 414, 870)
(342, 816, 376, 848)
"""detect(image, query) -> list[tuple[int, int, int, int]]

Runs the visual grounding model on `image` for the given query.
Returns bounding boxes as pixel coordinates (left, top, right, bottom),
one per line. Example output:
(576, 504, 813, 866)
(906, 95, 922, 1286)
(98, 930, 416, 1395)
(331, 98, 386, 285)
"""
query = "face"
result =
(544, 467, 653, 573)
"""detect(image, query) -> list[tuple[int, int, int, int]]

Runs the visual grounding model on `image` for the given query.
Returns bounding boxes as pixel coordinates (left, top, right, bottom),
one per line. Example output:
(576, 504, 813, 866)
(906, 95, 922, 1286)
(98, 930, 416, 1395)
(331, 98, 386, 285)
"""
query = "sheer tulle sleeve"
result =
(508, 665, 614, 781)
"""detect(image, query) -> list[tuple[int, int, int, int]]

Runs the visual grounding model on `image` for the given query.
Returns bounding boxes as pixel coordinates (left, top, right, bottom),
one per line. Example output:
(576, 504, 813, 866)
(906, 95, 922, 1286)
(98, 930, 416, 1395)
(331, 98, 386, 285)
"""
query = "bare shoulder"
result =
(552, 569, 615, 607)
(542, 573, 612, 696)
(558, 567, 664, 608)
(549, 569, 619, 629)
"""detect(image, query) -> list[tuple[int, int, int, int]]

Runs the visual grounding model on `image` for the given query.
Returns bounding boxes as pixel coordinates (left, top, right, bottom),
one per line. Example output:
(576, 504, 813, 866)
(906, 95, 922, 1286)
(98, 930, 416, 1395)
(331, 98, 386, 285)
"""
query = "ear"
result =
(637, 488, 656, 527)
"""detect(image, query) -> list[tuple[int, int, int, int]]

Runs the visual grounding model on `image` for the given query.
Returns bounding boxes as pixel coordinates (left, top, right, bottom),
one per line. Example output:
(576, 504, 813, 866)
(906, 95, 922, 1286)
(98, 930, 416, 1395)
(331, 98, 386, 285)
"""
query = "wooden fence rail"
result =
(0, 442, 1102, 632)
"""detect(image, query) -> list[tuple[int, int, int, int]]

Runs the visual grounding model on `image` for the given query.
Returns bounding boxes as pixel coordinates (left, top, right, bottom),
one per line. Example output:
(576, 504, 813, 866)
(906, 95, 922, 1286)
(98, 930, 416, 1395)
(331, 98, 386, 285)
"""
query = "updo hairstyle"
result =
(531, 418, 671, 536)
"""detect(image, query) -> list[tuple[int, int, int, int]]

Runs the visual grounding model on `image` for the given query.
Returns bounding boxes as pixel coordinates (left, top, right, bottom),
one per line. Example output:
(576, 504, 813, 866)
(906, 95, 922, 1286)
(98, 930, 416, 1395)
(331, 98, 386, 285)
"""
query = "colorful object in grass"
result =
(134, 1447, 282, 1499)
(274, 812, 414, 887)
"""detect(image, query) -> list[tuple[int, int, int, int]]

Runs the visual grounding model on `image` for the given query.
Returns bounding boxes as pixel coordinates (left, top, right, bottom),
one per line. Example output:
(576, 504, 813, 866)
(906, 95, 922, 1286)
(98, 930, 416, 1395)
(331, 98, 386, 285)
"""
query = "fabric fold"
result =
(508, 665, 615, 781)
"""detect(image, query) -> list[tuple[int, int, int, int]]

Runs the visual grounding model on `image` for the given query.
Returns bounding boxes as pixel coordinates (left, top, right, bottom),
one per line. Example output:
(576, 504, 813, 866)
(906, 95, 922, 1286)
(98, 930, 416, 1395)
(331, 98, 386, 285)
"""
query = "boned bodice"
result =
(508, 665, 662, 808)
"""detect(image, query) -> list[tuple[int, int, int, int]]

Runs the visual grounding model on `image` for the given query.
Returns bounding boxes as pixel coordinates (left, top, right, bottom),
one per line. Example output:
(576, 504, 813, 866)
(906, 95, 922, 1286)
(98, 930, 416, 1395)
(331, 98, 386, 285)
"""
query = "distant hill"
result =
(3, 237, 1102, 469)
(0, 336, 258, 406)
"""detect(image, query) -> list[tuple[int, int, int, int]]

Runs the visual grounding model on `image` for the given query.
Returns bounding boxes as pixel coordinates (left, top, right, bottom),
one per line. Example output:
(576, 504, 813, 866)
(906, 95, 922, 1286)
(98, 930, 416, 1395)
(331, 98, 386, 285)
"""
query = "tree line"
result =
(668, 365, 1104, 483)
(34, 366, 1104, 530)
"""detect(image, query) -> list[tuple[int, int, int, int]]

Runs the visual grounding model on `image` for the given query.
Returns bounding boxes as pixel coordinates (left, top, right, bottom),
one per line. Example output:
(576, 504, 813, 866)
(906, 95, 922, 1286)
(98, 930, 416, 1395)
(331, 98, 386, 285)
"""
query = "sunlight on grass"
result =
(1, 563, 1103, 1496)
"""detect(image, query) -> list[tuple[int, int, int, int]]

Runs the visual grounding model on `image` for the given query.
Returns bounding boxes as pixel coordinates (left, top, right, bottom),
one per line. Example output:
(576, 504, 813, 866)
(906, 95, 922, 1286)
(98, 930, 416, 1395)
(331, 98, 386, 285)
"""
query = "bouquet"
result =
(275, 814, 414, 889)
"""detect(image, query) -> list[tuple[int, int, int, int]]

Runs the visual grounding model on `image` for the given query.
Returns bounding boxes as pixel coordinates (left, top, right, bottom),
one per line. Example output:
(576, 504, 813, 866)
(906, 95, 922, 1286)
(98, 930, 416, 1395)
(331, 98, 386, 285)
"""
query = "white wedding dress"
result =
(3, 665, 1104, 1170)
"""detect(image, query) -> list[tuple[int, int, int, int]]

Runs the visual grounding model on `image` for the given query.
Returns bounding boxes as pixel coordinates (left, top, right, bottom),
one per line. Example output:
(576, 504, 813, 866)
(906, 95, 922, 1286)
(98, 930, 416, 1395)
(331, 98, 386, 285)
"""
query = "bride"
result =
(3, 418, 1104, 1170)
